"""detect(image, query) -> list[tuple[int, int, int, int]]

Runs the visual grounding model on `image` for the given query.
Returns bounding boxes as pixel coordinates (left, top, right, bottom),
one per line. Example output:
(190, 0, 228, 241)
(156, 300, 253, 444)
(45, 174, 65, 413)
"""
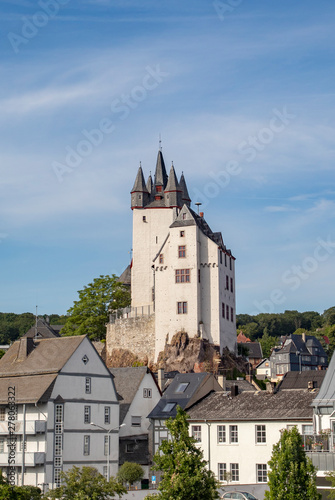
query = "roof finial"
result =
(140, 161, 142, 167)
(172, 161, 174, 166)
(159, 133, 162, 152)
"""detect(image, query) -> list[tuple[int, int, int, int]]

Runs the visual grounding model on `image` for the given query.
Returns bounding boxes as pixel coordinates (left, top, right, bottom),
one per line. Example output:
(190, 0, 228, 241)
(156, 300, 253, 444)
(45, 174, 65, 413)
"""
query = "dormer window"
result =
(182, 213, 186, 220)
(176, 382, 189, 393)
(162, 403, 176, 413)
(156, 186, 162, 193)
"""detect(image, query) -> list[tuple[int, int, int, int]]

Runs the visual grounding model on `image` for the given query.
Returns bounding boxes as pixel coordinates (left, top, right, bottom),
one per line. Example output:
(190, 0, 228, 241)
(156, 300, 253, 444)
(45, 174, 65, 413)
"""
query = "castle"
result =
(107, 148, 236, 364)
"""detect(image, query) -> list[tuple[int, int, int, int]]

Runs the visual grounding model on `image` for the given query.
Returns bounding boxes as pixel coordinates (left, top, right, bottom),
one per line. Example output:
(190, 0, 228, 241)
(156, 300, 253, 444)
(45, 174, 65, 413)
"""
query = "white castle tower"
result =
(127, 148, 237, 360)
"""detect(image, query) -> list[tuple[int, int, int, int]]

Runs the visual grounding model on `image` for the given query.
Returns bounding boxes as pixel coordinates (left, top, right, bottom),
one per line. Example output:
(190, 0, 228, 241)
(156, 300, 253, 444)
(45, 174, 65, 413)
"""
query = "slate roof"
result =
(277, 370, 326, 391)
(148, 372, 222, 420)
(131, 166, 148, 193)
(279, 334, 327, 357)
(187, 389, 317, 422)
(0, 336, 86, 404)
(179, 173, 191, 204)
(165, 165, 181, 192)
(312, 350, 335, 406)
(154, 150, 168, 188)
(24, 318, 62, 339)
(117, 265, 131, 286)
(240, 342, 263, 359)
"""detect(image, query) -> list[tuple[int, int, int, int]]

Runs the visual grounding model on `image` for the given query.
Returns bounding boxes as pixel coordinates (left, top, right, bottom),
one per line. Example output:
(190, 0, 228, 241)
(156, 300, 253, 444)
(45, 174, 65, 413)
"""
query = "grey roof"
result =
(24, 318, 61, 339)
(277, 370, 326, 391)
(222, 379, 256, 393)
(148, 372, 222, 419)
(154, 150, 168, 188)
(131, 166, 148, 193)
(165, 165, 181, 192)
(0, 336, 86, 404)
(146, 174, 153, 194)
(118, 265, 131, 286)
(312, 350, 335, 406)
(240, 342, 263, 359)
(187, 389, 317, 422)
(179, 173, 191, 203)
(279, 334, 327, 357)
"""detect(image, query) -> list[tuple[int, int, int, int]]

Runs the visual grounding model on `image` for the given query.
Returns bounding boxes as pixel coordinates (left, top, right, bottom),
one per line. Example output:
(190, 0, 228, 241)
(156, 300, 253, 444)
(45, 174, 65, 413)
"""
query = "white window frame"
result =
(256, 463, 267, 483)
(83, 435, 90, 456)
(230, 463, 239, 482)
(85, 377, 91, 394)
(217, 425, 226, 443)
(143, 388, 152, 398)
(255, 424, 266, 444)
(229, 425, 238, 443)
(104, 406, 110, 425)
(191, 425, 201, 442)
(131, 416, 141, 427)
(84, 405, 91, 424)
(218, 462, 227, 481)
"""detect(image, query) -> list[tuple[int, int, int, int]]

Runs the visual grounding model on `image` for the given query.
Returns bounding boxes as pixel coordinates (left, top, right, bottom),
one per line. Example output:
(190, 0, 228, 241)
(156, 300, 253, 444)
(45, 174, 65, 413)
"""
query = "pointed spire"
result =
(179, 172, 191, 206)
(131, 165, 148, 193)
(165, 164, 181, 192)
(146, 171, 153, 194)
(154, 150, 168, 189)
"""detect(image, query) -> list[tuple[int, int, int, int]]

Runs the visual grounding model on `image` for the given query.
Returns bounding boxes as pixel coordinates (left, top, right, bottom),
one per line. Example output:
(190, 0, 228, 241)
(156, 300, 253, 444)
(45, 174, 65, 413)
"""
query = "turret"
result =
(131, 165, 149, 209)
(146, 173, 154, 202)
(153, 150, 168, 200)
(164, 164, 182, 208)
(179, 172, 191, 207)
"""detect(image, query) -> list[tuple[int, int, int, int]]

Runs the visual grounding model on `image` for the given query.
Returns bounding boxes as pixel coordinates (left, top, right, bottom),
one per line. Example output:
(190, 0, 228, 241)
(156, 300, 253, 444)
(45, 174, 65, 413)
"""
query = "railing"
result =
(302, 434, 334, 453)
(0, 420, 46, 435)
(109, 305, 154, 324)
(0, 452, 45, 467)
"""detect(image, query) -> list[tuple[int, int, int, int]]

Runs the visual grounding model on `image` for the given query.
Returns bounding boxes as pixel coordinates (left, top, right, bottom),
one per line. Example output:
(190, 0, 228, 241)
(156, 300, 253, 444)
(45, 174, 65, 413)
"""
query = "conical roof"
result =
(165, 165, 181, 192)
(146, 173, 153, 194)
(131, 166, 148, 193)
(154, 151, 168, 188)
(179, 173, 191, 203)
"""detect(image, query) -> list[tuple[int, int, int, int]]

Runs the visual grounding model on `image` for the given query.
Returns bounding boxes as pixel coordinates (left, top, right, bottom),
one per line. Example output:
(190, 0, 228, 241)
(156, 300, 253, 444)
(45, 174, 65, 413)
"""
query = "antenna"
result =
(195, 202, 202, 214)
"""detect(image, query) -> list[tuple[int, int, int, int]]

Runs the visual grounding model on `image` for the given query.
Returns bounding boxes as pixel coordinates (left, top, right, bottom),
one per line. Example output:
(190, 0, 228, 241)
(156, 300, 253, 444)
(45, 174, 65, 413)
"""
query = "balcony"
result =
(0, 420, 46, 435)
(303, 433, 335, 471)
(0, 452, 45, 467)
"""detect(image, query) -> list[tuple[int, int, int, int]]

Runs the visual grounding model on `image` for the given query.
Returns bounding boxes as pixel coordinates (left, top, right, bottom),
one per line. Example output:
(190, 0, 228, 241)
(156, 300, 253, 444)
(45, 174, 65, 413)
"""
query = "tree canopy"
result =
(117, 462, 144, 486)
(61, 274, 131, 340)
(265, 426, 320, 500)
(145, 406, 219, 500)
(44, 466, 126, 500)
(0, 471, 41, 499)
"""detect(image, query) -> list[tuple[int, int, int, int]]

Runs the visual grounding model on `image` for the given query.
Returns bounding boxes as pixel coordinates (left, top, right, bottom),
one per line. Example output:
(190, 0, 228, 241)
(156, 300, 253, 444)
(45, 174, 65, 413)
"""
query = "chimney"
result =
(230, 384, 238, 398)
(199, 212, 204, 218)
(218, 374, 226, 390)
(302, 332, 306, 343)
(158, 368, 164, 391)
(17, 338, 35, 362)
(266, 382, 275, 394)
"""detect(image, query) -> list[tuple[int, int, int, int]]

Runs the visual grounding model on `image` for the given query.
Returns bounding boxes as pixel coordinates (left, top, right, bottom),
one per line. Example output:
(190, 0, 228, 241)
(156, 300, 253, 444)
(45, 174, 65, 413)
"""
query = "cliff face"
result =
(106, 331, 248, 376)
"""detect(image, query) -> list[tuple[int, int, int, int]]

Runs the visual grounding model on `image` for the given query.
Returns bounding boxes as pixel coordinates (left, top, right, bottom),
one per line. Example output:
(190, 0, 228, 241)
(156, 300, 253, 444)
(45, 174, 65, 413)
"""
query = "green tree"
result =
(259, 330, 277, 358)
(117, 462, 144, 486)
(322, 306, 335, 326)
(145, 406, 219, 500)
(61, 275, 131, 340)
(265, 426, 320, 500)
(44, 466, 125, 500)
(0, 472, 41, 499)
(325, 470, 335, 498)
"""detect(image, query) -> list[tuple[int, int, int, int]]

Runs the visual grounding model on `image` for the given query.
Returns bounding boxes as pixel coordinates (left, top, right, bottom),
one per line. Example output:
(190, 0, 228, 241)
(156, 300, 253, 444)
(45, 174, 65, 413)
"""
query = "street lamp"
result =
(90, 422, 125, 481)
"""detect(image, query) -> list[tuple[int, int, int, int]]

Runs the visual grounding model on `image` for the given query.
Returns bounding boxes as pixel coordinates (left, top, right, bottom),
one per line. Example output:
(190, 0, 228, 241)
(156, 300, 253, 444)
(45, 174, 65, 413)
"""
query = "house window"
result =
(255, 425, 266, 443)
(230, 278, 233, 293)
(131, 416, 141, 427)
(178, 245, 186, 258)
(180, 230, 185, 237)
(175, 269, 190, 283)
(104, 407, 110, 425)
(85, 377, 91, 394)
(0, 408, 5, 421)
(218, 463, 227, 481)
(226, 305, 229, 321)
(103, 466, 108, 479)
(54, 457, 62, 468)
(54, 468, 62, 487)
(126, 443, 135, 453)
(191, 425, 201, 442)
(84, 406, 91, 424)
(229, 425, 238, 443)
(217, 425, 226, 443)
(256, 464, 267, 483)
(104, 435, 109, 456)
(230, 463, 239, 482)
(231, 307, 234, 322)
(176, 383, 189, 393)
(222, 303, 225, 318)
(55, 435, 62, 456)
(226, 276, 229, 290)
(55, 423, 63, 434)
(177, 302, 188, 314)
(0, 437, 4, 453)
(55, 404, 63, 423)
(83, 435, 90, 456)
(143, 388, 152, 398)
(162, 403, 176, 413)
(159, 254, 164, 264)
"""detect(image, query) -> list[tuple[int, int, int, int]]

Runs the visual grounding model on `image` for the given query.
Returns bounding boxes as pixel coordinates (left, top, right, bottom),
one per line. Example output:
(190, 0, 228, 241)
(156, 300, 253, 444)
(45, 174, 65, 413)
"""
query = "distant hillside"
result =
(0, 313, 67, 345)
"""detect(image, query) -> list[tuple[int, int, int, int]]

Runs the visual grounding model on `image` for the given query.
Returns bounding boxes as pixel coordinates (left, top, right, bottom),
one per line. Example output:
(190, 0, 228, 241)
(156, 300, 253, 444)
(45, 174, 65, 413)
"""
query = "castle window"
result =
(225, 254, 227, 267)
(156, 186, 162, 192)
(175, 269, 190, 283)
(226, 305, 229, 321)
(159, 254, 164, 264)
(220, 251, 222, 264)
(230, 278, 233, 293)
(226, 276, 229, 290)
(230, 257, 232, 270)
(180, 231, 185, 237)
(198, 269, 200, 283)
(182, 213, 186, 220)
(178, 245, 186, 258)
(177, 302, 187, 314)
(222, 303, 225, 318)
(143, 216, 146, 222)
(231, 307, 234, 322)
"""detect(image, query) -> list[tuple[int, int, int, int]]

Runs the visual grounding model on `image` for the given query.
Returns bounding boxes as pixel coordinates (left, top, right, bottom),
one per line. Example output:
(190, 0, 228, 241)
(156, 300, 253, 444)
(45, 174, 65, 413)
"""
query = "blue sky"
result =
(0, 0, 334, 317)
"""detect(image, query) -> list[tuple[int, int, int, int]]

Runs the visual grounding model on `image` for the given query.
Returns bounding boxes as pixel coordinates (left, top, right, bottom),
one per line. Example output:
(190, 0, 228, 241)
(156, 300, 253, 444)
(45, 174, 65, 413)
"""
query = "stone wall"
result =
(106, 314, 155, 367)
